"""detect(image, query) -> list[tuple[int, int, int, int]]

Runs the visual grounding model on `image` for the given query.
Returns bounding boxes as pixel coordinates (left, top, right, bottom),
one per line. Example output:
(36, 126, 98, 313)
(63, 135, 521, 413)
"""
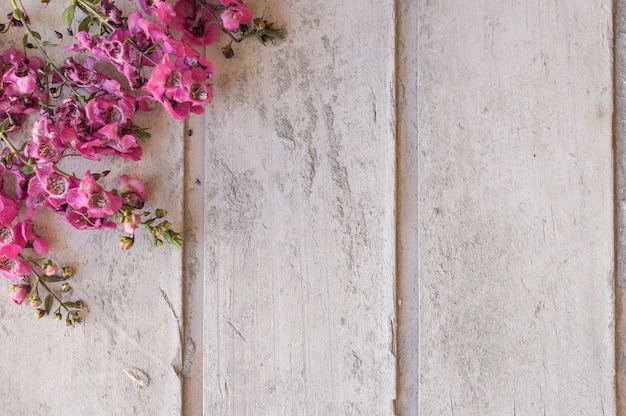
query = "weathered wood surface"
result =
(197, 0, 398, 414)
(418, 1, 615, 415)
(3, 0, 622, 415)
(0, 2, 184, 415)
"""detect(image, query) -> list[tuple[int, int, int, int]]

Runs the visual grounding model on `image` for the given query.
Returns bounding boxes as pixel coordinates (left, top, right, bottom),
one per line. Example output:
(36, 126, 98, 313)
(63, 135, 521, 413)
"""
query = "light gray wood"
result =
(200, 0, 397, 414)
(418, 1, 615, 414)
(0, 2, 184, 415)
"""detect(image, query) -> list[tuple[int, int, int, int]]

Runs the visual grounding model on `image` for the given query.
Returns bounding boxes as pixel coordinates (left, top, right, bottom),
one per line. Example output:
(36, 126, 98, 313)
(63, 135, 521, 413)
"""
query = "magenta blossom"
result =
(24, 113, 63, 164)
(135, 0, 176, 25)
(61, 206, 118, 230)
(2, 49, 44, 96)
(117, 175, 148, 209)
(0, 193, 18, 227)
(85, 97, 136, 128)
(10, 284, 29, 305)
(66, 171, 122, 218)
(0, 244, 31, 281)
(172, 0, 219, 46)
(144, 56, 213, 120)
(220, 0, 253, 31)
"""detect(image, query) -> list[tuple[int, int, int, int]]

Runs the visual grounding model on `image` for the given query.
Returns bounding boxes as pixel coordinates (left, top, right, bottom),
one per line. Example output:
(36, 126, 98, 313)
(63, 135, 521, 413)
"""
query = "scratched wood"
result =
(418, 1, 615, 415)
(197, 0, 397, 414)
(0, 2, 184, 415)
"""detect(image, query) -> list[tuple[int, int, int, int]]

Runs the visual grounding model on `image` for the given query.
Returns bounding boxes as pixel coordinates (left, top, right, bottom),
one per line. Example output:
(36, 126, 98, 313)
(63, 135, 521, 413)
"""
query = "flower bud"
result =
(61, 283, 71, 292)
(61, 267, 74, 278)
(43, 261, 58, 276)
(10, 284, 29, 305)
(29, 295, 42, 307)
(155, 239, 164, 247)
(155, 209, 167, 218)
(122, 213, 142, 234)
(34, 309, 44, 319)
(54, 312, 62, 321)
(120, 236, 134, 250)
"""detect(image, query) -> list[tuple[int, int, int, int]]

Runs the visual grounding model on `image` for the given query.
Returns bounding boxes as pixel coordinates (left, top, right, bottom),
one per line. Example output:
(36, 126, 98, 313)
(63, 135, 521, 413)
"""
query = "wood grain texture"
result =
(0, 2, 184, 415)
(200, 0, 397, 414)
(418, 1, 615, 414)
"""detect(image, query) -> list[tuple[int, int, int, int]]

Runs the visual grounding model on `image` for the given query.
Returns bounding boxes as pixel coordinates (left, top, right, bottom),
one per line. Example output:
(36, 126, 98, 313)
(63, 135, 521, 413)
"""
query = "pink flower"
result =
(172, 0, 219, 46)
(0, 193, 18, 226)
(117, 175, 148, 208)
(2, 49, 44, 96)
(85, 97, 136, 128)
(15, 221, 48, 254)
(136, 0, 176, 25)
(220, 1, 253, 32)
(61, 207, 117, 230)
(10, 284, 29, 305)
(144, 55, 214, 120)
(24, 113, 63, 164)
(0, 244, 31, 281)
(66, 171, 122, 218)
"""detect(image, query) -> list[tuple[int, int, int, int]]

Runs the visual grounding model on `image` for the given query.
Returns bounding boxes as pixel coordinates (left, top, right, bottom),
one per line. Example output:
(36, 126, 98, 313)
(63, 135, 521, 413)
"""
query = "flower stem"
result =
(74, 0, 116, 33)
(0, 132, 29, 166)
(22, 258, 73, 315)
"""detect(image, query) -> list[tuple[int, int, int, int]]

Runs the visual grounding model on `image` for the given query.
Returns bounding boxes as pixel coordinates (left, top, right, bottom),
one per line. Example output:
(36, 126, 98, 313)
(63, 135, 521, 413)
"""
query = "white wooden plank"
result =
(419, 1, 615, 414)
(0, 2, 184, 415)
(201, 0, 397, 413)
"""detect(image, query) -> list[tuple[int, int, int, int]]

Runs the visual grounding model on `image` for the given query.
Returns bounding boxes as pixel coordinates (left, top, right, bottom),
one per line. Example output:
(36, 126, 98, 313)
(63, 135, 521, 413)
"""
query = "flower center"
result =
(104, 106, 122, 123)
(89, 191, 108, 208)
(38, 141, 56, 159)
(166, 71, 180, 87)
(190, 84, 208, 101)
(0, 227, 13, 244)
(0, 259, 17, 274)
(104, 41, 123, 61)
(46, 177, 66, 196)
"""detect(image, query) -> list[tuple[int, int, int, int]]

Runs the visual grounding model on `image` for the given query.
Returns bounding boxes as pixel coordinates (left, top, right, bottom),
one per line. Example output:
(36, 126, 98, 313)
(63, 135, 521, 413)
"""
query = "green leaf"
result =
(12, 9, 23, 21)
(0, 118, 11, 133)
(19, 165, 34, 175)
(44, 295, 52, 314)
(62, 5, 76, 29)
(31, 31, 41, 41)
(77, 17, 91, 33)
(21, 33, 28, 49)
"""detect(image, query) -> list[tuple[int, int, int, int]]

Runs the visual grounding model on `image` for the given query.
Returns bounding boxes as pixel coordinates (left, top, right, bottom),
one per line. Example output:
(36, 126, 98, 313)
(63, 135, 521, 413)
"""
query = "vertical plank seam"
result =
(615, 0, 624, 413)
(393, 0, 401, 414)
(182, 109, 207, 415)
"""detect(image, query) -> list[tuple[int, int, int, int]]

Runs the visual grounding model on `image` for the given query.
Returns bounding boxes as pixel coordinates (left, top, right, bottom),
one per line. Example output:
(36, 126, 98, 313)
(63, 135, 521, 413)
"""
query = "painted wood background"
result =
(0, 0, 620, 415)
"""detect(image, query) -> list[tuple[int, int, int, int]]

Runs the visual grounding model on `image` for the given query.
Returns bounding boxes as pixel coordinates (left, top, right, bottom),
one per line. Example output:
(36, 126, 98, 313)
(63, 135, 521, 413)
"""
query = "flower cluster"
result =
(0, 0, 282, 325)
(67, 0, 282, 120)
